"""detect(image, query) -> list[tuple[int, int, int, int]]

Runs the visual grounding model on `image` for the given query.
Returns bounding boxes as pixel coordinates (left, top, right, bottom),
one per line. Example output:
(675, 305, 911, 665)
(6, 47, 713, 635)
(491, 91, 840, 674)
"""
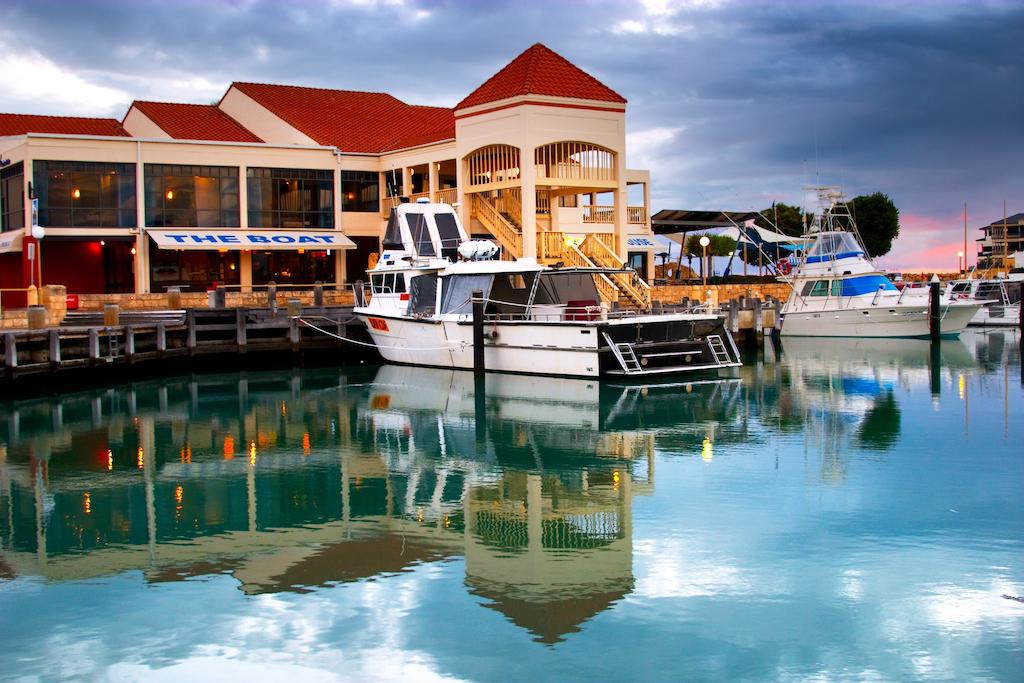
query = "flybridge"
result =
(148, 229, 356, 251)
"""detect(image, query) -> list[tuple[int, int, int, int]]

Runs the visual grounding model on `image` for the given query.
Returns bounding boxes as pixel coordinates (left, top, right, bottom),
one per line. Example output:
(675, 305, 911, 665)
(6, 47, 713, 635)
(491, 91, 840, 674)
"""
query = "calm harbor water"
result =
(1, 331, 1022, 681)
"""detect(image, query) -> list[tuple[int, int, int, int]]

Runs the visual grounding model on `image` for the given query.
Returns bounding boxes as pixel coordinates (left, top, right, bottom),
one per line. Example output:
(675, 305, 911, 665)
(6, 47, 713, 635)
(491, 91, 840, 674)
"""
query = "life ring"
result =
(777, 259, 792, 275)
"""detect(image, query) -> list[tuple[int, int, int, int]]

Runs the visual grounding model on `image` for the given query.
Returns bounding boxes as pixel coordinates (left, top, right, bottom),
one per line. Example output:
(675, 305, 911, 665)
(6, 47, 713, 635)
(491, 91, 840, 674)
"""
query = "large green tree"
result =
(753, 203, 805, 237)
(850, 192, 900, 257)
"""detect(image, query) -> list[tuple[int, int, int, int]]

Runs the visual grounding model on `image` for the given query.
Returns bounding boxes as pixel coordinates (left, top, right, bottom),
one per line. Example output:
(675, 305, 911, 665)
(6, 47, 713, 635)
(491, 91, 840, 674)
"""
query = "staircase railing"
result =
(502, 188, 523, 228)
(563, 244, 619, 303)
(581, 235, 651, 308)
(538, 231, 565, 262)
(472, 194, 522, 258)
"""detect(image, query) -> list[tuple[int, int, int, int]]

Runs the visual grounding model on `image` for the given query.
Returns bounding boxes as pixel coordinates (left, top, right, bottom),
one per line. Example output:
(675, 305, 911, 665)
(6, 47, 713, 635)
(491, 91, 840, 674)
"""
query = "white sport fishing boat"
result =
(353, 199, 742, 378)
(945, 277, 1021, 327)
(779, 187, 981, 338)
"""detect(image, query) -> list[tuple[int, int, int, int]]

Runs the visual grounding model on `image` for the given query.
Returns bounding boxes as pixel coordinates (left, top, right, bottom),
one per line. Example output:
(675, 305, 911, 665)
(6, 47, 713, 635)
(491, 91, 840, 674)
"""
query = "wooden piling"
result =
(88, 328, 100, 363)
(155, 323, 167, 354)
(313, 283, 324, 308)
(48, 329, 61, 368)
(125, 326, 136, 363)
(4, 334, 17, 374)
(472, 289, 485, 377)
(186, 309, 197, 356)
(236, 308, 248, 353)
(929, 277, 941, 342)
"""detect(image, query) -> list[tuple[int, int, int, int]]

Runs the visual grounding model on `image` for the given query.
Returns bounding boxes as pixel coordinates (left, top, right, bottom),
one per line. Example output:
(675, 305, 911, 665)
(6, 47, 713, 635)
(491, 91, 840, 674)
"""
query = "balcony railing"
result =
(581, 205, 648, 224)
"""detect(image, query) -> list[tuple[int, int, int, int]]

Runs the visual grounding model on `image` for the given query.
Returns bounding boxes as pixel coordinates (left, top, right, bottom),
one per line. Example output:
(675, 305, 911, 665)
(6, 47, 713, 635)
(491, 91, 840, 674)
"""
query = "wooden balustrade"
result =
(538, 232, 566, 262)
(436, 187, 457, 205)
(582, 205, 616, 223)
(472, 194, 522, 258)
(628, 206, 647, 224)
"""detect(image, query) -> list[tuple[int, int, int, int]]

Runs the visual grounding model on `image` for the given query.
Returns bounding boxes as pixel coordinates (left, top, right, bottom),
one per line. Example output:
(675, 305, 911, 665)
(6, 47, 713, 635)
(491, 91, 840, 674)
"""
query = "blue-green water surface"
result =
(1, 331, 1022, 681)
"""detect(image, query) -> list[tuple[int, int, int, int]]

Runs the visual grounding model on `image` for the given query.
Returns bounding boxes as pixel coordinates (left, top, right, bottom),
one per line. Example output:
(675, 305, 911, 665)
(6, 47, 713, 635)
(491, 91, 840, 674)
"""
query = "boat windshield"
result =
(807, 232, 862, 259)
(535, 272, 601, 306)
(434, 213, 462, 262)
(407, 212, 435, 257)
(440, 274, 494, 315)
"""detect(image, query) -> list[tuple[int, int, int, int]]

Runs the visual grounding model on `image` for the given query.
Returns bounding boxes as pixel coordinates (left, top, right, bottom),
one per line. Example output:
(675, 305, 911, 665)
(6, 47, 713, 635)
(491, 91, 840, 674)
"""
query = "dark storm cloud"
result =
(0, 0, 1019, 268)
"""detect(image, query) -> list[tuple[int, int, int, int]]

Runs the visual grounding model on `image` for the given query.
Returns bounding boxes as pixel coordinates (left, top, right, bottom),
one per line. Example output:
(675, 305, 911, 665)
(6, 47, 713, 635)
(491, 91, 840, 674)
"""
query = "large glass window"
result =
(408, 212, 434, 257)
(148, 237, 240, 290)
(1, 162, 24, 231)
(34, 161, 136, 228)
(434, 213, 461, 261)
(252, 250, 334, 286)
(247, 167, 333, 228)
(145, 164, 239, 228)
(341, 171, 379, 212)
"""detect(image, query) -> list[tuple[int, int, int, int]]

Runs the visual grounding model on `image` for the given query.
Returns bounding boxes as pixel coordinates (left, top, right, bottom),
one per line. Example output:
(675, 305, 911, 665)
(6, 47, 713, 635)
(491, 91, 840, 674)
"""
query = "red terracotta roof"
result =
(130, 101, 262, 143)
(0, 113, 129, 137)
(457, 43, 627, 111)
(231, 82, 454, 153)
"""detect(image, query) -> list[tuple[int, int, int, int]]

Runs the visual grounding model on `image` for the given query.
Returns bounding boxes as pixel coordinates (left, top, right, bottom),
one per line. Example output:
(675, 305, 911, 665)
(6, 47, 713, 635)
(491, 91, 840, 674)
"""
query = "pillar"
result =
(526, 473, 542, 554)
(134, 145, 149, 293)
(614, 158, 628, 262)
(240, 250, 253, 293)
(520, 146, 537, 261)
(428, 160, 439, 201)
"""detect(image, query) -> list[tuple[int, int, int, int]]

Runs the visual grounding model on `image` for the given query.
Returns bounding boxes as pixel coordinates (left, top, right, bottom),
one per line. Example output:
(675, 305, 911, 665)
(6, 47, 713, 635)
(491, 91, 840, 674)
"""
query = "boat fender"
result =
(487, 329, 499, 340)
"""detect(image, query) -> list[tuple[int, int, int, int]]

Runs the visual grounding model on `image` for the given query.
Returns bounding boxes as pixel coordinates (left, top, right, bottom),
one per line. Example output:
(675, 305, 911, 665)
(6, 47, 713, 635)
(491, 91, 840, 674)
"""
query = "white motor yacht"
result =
(779, 188, 981, 338)
(945, 278, 1021, 326)
(352, 200, 742, 378)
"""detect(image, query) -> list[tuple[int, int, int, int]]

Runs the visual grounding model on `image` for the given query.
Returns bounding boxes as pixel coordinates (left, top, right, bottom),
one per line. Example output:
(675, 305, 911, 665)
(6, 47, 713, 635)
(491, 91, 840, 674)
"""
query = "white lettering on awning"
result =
(0, 230, 23, 254)
(148, 229, 355, 250)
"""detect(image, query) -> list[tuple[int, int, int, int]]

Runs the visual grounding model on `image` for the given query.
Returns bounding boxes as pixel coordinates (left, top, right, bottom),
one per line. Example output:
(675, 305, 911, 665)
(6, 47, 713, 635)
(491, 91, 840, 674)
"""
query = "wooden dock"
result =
(1, 306, 376, 386)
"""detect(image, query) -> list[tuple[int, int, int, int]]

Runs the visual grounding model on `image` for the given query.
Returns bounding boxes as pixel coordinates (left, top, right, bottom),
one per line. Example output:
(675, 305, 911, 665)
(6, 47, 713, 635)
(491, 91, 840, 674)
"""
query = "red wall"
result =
(0, 252, 26, 307)
(42, 241, 107, 294)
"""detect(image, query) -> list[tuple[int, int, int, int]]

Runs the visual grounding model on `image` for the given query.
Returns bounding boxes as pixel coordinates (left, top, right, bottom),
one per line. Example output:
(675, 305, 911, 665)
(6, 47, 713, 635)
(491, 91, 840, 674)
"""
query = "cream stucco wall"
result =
(218, 87, 319, 146)
(122, 108, 172, 139)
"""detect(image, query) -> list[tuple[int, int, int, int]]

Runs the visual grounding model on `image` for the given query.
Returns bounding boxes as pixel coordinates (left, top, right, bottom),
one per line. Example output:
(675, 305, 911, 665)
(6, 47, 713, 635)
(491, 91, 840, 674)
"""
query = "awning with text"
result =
(148, 229, 356, 251)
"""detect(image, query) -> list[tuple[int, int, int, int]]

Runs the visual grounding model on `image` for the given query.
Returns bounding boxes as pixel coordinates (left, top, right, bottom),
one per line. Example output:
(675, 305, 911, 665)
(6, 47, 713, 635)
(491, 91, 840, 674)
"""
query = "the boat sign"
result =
(367, 317, 390, 332)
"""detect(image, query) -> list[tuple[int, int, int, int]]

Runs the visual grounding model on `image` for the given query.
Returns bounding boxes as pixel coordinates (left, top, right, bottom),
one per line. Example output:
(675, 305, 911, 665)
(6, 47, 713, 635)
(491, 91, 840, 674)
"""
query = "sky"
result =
(0, 0, 1020, 271)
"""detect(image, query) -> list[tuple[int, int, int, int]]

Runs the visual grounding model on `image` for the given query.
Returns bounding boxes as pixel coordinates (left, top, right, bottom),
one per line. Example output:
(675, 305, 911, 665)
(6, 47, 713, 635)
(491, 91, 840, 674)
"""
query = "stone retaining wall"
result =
(651, 282, 792, 307)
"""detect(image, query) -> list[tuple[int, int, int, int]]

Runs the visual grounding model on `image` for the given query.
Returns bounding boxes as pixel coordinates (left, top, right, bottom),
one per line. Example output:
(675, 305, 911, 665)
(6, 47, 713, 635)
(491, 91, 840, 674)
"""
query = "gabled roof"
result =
(981, 212, 1024, 229)
(129, 101, 262, 143)
(0, 113, 129, 138)
(230, 82, 454, 153)
(457, 43, 627, 111)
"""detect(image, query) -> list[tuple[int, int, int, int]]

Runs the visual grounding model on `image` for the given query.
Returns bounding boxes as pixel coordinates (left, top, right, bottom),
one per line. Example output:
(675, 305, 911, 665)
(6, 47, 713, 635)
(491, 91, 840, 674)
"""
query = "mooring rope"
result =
(297, 317, 469, 352)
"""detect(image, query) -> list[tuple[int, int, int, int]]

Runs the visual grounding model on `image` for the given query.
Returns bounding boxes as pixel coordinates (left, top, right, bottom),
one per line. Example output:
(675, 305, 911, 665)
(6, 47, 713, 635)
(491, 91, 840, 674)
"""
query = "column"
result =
(520, 146, 537, 261)
(402, 167, 412, 198)
(428, 160, 439, 202)
(614, 155, 628, 261)
(134, 146, 149, 293)
(334, 164, 344, 286)
(239, 164, 251, 293)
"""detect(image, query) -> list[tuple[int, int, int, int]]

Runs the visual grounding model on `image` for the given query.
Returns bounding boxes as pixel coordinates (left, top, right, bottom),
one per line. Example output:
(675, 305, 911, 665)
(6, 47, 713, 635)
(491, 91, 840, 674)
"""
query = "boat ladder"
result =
(706, 334, 731, 366)
(603, 333, 642, 374)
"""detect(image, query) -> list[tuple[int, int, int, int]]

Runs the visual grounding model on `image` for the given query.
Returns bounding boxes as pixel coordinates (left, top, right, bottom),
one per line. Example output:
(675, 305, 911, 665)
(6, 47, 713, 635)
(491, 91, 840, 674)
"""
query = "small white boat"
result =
(353, 200, 742, 378)
(945, 278, 1021, 327)
(780, 188, 981, 338)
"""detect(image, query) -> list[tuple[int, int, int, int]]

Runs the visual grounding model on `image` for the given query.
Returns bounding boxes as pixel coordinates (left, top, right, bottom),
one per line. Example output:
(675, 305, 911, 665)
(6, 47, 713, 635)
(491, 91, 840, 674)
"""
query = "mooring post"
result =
(4, 334, 17, 373)
(472, 289, 485, 377)
(48, 329, 61, 368)
(155, 323, 167, 355)
(186, 308, 197, 356)
(267, 282, 278, 313)
(753, 298, 764, 341)
(88, 328, 99, 363)
(167, 286, 181, 310)
(124, 326, 136, 363)
(313, 282, 324, 308)
(773, 298, 782, 337)
(929, 274, 941, 343)
(214, 285, 227, 309)
(930, 338, 941, 398)
(728, 298, 739, 334)
(236, 308, 247, 353)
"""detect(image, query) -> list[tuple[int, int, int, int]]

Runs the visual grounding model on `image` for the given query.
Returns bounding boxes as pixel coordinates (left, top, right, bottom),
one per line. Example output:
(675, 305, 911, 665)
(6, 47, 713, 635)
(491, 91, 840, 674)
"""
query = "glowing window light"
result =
(302, 432, 311, 454)
(701, 436, 713, 462)
(83, 491, 91, 514)
(224, 435, 235, 459)
(137, 447, 144, 469)
(107, 449, 113, 471)
(174, 485, 183, 505)
(249, 441, 256, 466)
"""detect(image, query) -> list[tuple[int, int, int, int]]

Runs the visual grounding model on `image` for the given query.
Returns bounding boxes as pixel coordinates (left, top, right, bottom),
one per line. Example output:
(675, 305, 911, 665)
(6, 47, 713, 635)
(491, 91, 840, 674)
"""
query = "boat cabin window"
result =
(440, 274, 493, 315)
(950, 282, 971, 294)
(383, 209, 403, 250)
(830, 280, 843, 296)
(371, 272, 406, 294)
(803, 280, 830, 297)
(408, 274, 438, 315)
(808, 232, 862, 258)
(434, 213, 462, 261)
(535, 272, 601, 305)
(407, 211, 435, 257)
(487, 272, 536, 315)
(976, 283, 1003, 301)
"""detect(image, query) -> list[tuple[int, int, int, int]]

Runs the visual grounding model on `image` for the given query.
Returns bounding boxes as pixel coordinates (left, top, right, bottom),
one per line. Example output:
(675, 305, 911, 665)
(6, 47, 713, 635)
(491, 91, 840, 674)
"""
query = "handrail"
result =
(581, 235, 651, 307)
(565, 245, 619, 303)
(538, 231, 565, 262)
(472, 194, 522, 258)
(628, 206, 647, 225)
(435, 187, 457, 205)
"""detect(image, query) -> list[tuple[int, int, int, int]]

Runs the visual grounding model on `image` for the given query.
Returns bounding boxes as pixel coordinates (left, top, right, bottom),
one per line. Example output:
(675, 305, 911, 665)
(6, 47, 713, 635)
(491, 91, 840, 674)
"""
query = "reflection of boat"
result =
(945, 278, 1021, 326)
(779, 336, 977, 371)
(780, 187, 980, 337)
(353, 201, 741, 377)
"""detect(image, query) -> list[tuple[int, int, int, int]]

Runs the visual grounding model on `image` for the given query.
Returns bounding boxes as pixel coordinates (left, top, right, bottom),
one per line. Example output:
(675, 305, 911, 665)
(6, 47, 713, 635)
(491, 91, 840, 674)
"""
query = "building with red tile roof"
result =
(0, 44, 654, 305)
(224, 83, 453, 153)
(0, 113, 129, 138)
(457, 43, 626, 112)
(124, 101, 262, 143)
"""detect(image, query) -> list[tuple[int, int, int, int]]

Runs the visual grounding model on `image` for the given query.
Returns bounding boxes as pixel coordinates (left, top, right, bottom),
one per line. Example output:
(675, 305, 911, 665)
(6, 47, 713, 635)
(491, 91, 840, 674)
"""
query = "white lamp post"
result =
(957, 250, 964, 275)
(699, 235, 711, 288)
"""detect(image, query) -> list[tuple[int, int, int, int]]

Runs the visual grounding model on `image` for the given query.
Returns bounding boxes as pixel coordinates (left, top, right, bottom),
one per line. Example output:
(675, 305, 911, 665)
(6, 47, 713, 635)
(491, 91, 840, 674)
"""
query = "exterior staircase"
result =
(471, 194, 522, 259)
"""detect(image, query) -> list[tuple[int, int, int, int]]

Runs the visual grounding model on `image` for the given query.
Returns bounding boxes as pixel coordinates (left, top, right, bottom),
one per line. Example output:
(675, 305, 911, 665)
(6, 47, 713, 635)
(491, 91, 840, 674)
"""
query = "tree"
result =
(685, 234, 737, 277)
(851, 192, 899, 257)
(753, 202, 805, 237)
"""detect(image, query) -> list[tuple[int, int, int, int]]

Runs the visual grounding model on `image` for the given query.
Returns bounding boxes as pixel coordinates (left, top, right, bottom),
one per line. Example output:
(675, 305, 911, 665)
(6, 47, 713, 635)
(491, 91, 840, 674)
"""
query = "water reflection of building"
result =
(0, 366, 664, 642)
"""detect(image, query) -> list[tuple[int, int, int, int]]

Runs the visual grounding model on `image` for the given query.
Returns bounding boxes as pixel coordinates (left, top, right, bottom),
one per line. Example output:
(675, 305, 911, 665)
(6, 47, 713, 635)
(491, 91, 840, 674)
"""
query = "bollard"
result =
(103, 303, 120, 326)
(267, 282, 278, 311)
(27, 305, 47, 330)
(287, 298, 302, 318)
(167, 286, 181, 309)
(472, 289, 485, 377)
(313, 282, 324, 308)
(214, 285, 227, 309)
(928, 274, 941, 342)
